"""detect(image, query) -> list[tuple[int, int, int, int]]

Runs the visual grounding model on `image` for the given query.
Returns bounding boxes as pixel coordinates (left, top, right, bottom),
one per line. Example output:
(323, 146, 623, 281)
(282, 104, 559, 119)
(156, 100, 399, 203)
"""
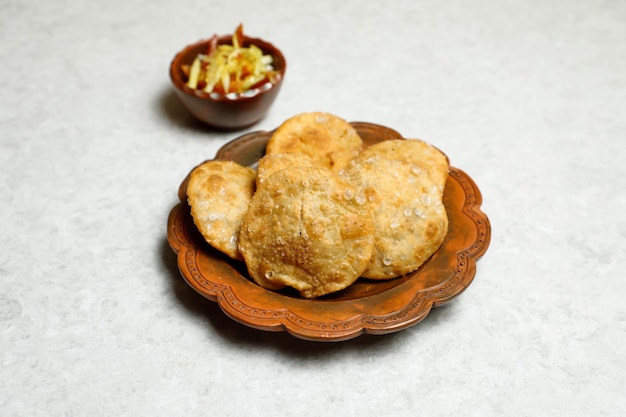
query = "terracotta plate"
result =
(167, 122, 491, 341)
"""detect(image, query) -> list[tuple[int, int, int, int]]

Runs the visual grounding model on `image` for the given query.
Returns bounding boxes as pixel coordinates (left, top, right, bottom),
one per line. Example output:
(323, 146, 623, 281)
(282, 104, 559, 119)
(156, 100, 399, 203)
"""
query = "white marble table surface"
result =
(1, 0, 625, 415)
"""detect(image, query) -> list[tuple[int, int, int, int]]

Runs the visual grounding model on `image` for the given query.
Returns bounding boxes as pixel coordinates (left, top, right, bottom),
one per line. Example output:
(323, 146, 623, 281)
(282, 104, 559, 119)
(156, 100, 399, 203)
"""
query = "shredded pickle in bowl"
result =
(182, 24, 280, 96)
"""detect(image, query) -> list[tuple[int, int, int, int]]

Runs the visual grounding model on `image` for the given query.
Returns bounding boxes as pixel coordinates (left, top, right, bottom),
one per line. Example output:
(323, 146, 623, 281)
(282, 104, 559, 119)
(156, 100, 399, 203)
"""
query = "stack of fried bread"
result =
(186, 112, 449, 298)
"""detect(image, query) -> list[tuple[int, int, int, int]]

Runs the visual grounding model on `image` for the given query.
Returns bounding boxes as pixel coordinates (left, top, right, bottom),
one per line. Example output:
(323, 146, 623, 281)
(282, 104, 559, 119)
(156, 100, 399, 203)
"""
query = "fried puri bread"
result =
(339, 143, 449, 279)
(186, 160, 256, 261)
(255, 152, 318, 187)
(356, 139, 449, 186)
(265, 112, 363, 172)
(238, 166, 375, 298)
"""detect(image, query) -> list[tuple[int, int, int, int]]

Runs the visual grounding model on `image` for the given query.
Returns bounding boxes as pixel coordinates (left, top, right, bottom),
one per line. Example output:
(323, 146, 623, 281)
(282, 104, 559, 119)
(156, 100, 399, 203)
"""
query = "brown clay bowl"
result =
(169, 35, 286, 130)
(167, 122, 491, 342)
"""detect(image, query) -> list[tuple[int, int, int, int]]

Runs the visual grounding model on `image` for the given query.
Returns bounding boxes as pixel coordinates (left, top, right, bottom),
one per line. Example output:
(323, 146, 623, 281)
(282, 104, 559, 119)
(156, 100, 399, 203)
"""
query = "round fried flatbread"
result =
(186, 160, 256, 260)
(238, 166, 375, 298)
(356, 139, 449, 186)
(339, 140, 449, 279)
(265, 112, 363, 172)
(255, 152, 319, 187)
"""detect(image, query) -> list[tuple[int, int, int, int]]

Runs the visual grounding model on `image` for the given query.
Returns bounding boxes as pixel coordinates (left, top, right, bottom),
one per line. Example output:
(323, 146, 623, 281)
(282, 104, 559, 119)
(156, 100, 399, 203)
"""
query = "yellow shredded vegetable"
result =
(185, 24, 279, 95)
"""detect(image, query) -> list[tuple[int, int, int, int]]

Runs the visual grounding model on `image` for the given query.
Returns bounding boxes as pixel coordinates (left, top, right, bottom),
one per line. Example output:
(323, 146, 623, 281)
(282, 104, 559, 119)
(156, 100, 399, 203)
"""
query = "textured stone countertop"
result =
(1, 0, 625, 415)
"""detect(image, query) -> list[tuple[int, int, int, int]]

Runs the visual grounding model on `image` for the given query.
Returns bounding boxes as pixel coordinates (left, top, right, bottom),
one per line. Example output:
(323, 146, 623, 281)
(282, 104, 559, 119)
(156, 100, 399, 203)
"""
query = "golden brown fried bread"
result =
(186, 160, 256, 260)
(238, 166, 375, 298)
(356, 139, 449, 186)
(255, 152, 319, 187)
(339, 139, 449, 279)
(265, 112, 363, 172)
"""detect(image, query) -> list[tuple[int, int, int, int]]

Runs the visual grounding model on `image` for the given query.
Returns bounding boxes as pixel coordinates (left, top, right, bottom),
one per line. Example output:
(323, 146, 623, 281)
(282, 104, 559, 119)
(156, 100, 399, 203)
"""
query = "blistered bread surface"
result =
(186, 160, 256, 260)
(255, 152, 319, 187)
(339, 139, 449, 279)
(238, 166, 375, 298)
(265, 112, 363, 172)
